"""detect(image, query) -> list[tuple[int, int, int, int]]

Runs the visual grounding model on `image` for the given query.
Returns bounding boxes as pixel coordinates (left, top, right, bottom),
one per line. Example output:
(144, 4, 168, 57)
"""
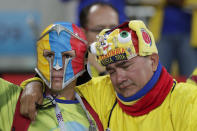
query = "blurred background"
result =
(0, 0, 196, 85)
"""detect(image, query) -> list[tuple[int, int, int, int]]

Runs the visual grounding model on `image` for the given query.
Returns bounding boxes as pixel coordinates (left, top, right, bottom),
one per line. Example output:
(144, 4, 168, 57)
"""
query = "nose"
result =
(53, 53, 63, 70)
(116, 68, 127, 84)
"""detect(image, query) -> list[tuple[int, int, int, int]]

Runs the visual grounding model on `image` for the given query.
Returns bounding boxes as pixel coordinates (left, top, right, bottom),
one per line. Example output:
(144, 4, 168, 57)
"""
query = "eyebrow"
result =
(106, 66, 112, 71)
(115, 60, 128, 67)
(106, 60, 128, 71)
(43, 50, 54, 56)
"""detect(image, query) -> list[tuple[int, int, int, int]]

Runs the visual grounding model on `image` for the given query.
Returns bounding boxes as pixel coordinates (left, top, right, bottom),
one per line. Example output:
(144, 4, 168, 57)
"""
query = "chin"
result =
(120, 91, 136, 98)
(51, 83, 63, 91)
(122, 94, 131, 98)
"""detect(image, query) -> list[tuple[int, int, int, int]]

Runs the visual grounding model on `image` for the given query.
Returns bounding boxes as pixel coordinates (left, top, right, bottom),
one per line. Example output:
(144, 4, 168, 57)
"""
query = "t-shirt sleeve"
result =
(0, 78, 22, 131)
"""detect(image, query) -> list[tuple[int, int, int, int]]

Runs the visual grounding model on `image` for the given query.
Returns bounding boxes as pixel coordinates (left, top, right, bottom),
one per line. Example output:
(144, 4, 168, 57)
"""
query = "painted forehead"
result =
(48, 23, 73, 53)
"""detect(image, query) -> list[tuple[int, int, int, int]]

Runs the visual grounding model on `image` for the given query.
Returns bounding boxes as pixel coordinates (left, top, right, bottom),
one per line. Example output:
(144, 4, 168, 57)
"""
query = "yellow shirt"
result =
(76, 75, 197, 131)
(0, 78, 90, 131)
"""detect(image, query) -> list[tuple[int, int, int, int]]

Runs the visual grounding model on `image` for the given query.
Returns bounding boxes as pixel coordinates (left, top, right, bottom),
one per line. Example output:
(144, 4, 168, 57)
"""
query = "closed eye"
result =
(106, 66, 115, 75)
(62, 50, 76, 59)
(43, 50, 54, 58)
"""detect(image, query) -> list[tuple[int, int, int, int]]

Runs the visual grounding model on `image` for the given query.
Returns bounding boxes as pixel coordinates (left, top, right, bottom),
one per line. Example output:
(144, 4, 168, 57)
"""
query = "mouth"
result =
(118, 80, 135, 89)
(119, 84, 129, 89)
(52, 76, 63, 81)
(119, 82, 130, 89)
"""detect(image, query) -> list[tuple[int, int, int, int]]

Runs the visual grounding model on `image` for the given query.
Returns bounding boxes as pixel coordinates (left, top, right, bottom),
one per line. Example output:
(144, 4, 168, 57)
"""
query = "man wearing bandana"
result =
(20, 20, 197, 131)
(0, 22, 102, 131)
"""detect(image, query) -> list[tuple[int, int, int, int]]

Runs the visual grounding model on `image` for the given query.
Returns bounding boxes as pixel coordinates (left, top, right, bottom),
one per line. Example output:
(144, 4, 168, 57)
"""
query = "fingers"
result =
(28, 103, 37, 121)
(20, 90, 37, 121)
(20, 81, 44, 121)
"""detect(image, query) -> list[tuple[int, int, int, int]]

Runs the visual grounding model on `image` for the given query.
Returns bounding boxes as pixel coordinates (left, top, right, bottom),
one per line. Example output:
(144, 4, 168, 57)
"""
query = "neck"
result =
(46, 80, 77, 100)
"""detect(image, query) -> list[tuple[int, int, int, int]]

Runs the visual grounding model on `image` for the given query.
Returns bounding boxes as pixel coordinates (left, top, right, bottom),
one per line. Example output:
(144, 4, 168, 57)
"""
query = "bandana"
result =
(89, 20, 158, 66)
(35, 22, 87, 90)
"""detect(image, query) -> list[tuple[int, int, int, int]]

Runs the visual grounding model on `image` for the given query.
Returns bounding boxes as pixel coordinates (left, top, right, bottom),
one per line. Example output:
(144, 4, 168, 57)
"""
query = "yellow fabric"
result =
(76, 75, 197, 131)
(91, 20, 158, 66)
(0, 78, 91, 131)
(129, 20, 158, 56)
(20, 77, 44, 89)
(28, 102, 90, 131)
(0, 78, 22, 131)
(37, 30, 51, 82)
(90, 64, 100, 77)
(20, 77, 45, 92)
(148, 0, 197, 47)
(191, 10, 197, 47)
(148, 6, 164, 42)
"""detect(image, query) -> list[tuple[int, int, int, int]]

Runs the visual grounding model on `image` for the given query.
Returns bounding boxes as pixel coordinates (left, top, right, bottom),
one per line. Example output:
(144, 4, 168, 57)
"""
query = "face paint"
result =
(35, 22, 87, 90)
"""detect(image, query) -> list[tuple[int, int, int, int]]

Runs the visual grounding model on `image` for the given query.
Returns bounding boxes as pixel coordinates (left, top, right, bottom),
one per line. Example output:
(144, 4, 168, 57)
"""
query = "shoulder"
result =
(0, 78, 22, 131)
(173, 82, 197, 94)
(170, 82, 197, 105)
(0, 78, 22, 93)
(76, 75, 113, 92)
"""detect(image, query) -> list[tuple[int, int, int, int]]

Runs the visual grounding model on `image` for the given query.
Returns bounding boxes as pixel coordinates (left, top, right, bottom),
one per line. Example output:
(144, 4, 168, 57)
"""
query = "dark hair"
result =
(79, 2, 119, 28)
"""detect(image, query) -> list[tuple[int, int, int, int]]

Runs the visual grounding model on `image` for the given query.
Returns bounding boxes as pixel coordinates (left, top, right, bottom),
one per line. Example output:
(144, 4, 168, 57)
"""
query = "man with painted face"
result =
(19, 20, 197, 131)
(0, 22, 103, 131)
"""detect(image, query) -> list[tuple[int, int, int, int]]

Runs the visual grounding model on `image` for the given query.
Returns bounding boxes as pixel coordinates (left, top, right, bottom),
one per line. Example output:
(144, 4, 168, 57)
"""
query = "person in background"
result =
(186, 68, 197, 85)
(76, 0, 126, 26)
(79, 2, 120, 77)
(19, 20, 197, 131)
(149, 0, 197, 78)
(0, 22, 103, 131)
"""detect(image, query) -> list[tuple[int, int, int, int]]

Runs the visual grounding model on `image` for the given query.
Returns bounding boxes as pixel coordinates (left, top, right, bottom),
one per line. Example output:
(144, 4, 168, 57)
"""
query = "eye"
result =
(107, 70, 116, 75)
(118, 31, 131, 43)
(62, 51, 76, 59)
(106, 67, 116, 75)
(43, 50, 54, 59)
(46, 54, 53, 58)
(63, 54, 71, 58)
(122, 65, 130, 70)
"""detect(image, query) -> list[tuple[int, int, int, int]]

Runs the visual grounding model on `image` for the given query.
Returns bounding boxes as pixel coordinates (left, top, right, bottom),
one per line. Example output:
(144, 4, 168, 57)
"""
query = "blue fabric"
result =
(55, 98, 79, 104)
(43, 93, 79, 104)
(162, 5, 191, 34)
(158, 5, 197, 77)
(117, 61, 162, 102)
(157, 33, 197, 76)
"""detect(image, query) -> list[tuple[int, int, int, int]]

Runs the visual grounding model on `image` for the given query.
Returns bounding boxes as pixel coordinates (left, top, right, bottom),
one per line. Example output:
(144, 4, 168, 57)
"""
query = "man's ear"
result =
(150, 53, 159, 71)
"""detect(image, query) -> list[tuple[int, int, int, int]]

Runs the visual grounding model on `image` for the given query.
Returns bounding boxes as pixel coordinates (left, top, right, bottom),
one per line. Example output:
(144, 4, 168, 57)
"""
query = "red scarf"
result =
(117, 67, 173, 116)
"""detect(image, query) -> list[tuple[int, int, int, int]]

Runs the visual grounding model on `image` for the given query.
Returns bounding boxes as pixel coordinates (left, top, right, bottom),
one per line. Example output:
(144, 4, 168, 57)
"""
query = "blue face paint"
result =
(49, 23, 75, 86)
(49, 30, 71, 69)
(36, 22, 87, 90)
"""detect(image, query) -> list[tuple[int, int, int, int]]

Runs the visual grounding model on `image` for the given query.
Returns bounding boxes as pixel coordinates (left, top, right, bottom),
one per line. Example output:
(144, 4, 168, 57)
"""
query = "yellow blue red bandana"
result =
(36, 22, 87, 89)
(89, 20, 158, 66)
